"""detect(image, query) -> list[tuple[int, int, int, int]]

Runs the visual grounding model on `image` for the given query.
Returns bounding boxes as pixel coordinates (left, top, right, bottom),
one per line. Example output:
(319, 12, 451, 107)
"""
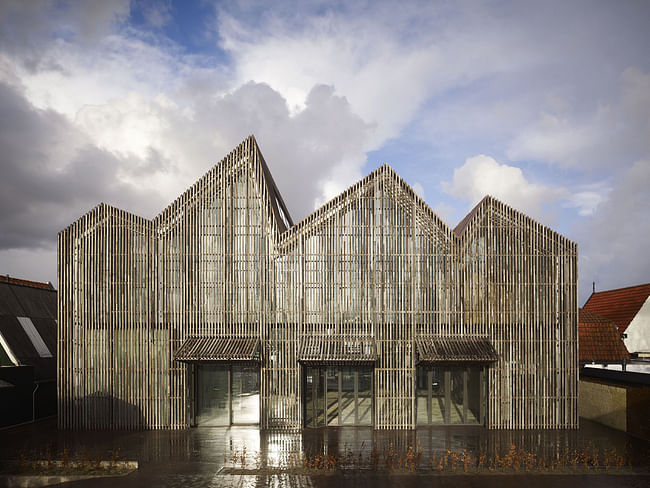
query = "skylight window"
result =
(0, 331, 18, 365)
(16, 317, 52, 358)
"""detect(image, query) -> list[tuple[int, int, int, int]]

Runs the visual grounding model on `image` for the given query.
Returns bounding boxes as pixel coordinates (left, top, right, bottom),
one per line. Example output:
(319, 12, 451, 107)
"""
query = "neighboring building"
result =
(579, 367, 650, 441)
(0, 275, 57, 427)
(58, 136, 578, 430)
(578, 308, 629, 366)
(583, 283, 650, 356)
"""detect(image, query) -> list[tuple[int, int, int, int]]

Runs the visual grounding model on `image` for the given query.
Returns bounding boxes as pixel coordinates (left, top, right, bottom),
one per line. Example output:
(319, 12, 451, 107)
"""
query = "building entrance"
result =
(303, 366, 373, 427)
(195, 364, 260, 426)
(416, 365, 485, 425)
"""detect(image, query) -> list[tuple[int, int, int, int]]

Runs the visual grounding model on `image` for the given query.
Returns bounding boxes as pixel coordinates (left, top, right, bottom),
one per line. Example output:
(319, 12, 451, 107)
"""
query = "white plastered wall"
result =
(624, 296, 650, 354)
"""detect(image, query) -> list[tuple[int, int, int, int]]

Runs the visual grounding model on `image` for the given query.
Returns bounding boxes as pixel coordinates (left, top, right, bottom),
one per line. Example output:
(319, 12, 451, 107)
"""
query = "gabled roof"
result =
(583, 283, 650, 334)
(256, 142, 294, 233)
(278, 164, 456, 250)
(454, 196, 489, 237)
(0, 277, 57, 380)
(59, 202, 152, 236)
(453, 195, 576, 253)
(60, 136, 574, 256)
(153, 135, 293, 235)
(579, 308, 630, 363)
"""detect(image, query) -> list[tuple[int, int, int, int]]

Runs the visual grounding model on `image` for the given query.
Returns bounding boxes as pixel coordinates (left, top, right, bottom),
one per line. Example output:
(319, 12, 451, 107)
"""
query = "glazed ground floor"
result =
(186, 363, 487, 428)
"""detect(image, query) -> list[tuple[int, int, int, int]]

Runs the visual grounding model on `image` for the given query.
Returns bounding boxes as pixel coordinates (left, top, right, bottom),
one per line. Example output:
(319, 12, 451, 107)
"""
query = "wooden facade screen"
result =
(298, 336, 377, 365)
(415, 337, 498, 364)
(58, 136, 578, 430)
(174, 337, 260, 362)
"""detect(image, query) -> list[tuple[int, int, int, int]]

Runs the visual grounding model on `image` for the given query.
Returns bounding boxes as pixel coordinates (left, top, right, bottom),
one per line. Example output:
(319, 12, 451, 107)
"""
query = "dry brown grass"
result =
(222, 441, 648, 475)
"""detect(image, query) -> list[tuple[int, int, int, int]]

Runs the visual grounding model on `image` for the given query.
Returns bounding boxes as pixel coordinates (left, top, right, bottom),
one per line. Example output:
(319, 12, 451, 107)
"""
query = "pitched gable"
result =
(584, 283, 650, 333)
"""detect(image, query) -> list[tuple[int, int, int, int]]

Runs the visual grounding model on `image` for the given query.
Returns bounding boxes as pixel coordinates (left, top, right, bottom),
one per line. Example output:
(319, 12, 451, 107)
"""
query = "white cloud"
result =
(563, 183, 611, 216)
(575, 159, 650, 303)
(1, 0, 649, 298)
(442, 154, 566, 222)
(412, 182, 425, 199)
(432, 202, 454, 222)
(507, 67, 650, 169)
(220, 15, 439, 148)
(137, 0, 172, 29)
(216, 2, 537, 152)
(0, 5, 372, 223)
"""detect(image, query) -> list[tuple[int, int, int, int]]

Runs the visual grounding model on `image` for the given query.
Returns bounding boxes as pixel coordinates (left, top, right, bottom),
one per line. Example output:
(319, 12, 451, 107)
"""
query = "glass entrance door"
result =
(416, 365, 485, 425)
(196, 364, 230, 426)
(232, 364, 260, 424)
(304, 366, 373, 427)
(195, 363, 260, 426)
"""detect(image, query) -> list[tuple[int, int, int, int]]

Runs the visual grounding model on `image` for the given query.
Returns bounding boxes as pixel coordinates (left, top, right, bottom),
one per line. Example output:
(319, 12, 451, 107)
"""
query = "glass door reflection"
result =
(232, 364, 260, 424)
(196, 364, 230, 426)
(195, 363, 260, 426)
(304, 366, 373, 427)
(416, 365, 484, 425)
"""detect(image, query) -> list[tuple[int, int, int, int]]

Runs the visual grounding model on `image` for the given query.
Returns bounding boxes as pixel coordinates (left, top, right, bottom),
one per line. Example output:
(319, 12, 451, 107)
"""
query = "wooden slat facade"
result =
(298, 336, 377, 365)
(174, 337, 260, 362)
(58, 136, 578, 430)
(415, 337, 498, 364)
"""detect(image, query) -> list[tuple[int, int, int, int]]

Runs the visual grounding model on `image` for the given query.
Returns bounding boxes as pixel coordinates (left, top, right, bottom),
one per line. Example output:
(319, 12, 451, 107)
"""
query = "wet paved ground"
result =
(1, 417, 649, 487)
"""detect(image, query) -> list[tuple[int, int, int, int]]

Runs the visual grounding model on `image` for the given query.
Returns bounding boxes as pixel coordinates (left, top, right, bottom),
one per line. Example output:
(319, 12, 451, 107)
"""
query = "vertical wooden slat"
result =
(58, 137, 577, 430)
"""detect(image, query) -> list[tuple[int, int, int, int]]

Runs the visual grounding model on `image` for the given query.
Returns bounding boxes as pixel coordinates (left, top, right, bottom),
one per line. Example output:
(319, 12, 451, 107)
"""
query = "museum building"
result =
(58, 136, 578, 430)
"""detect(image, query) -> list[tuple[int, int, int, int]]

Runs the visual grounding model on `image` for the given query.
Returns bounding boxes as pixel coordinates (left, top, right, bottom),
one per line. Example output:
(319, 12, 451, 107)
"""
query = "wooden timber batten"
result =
(298, 336, 377, 366)
(415, 337, 498, 364)
(58, 135, 578, 430)
(174, 337, 260, 362)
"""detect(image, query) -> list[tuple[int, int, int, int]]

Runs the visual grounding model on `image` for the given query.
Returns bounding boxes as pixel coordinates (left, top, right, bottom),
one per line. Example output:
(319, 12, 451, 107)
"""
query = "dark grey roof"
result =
(174, 336, 260, 362)
(416, 336, 498, 364)
(0, 278, 57, 380)
(0, 282, 25, 316)
(453, 196, 489, 237)
(255, 139, 294, 233)
(298, 336, 377, 365)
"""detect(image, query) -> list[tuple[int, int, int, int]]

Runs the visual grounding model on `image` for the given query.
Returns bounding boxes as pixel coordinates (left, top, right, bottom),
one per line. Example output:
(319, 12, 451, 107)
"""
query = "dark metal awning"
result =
(298, 336, 377, 366)
(416, 337, 498, 364)
(174, 336, 260, 362)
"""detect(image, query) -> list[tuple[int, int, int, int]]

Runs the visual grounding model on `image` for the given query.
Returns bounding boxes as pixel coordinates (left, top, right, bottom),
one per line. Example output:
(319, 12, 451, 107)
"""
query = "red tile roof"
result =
(583, 283, 650, 334)
(579, 308, 630, 363)
(0, 275, 54, 290)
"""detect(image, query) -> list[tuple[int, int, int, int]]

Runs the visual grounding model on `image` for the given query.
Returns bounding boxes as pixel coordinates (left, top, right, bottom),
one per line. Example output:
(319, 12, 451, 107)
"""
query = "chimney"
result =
(592, 282, 595, 294)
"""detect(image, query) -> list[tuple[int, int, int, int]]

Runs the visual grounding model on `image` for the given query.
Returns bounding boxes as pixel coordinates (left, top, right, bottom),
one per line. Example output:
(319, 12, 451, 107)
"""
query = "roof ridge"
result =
(278, 163, 456, 245)
(454, 194, 576, 249)
(589, 282, 650, 295)
(0, 275, 55, 290)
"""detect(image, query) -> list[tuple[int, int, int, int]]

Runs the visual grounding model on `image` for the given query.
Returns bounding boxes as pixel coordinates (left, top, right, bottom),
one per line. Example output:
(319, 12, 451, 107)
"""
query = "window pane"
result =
(431, 367, 445, 423)
(416, 367, 429, 424)
(232, 364, 259, 424)
(357, 368, 372, 425)
(305, 368, 315, 427)
(449, 367, 464, 424)
(340, 368, 355, 425)
(466, 367, 481, 424)
(197, 364, 229, 426)
(326, 369, 339, 425)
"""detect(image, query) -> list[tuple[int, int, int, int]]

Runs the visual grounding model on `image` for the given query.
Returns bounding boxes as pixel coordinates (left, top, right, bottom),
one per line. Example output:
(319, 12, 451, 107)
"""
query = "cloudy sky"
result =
(0, 0, 648, 303)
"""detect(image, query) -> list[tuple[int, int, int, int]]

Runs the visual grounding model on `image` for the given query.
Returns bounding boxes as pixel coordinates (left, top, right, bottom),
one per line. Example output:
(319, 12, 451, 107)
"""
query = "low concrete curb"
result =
(0, 460, 138, 487)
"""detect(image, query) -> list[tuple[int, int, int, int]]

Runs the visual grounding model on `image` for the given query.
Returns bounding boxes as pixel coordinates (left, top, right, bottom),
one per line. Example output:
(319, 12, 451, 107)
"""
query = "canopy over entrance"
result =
(416, 337, 498, 364)
(174, 336, 260, 362)
(298, 336, 377, 366)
